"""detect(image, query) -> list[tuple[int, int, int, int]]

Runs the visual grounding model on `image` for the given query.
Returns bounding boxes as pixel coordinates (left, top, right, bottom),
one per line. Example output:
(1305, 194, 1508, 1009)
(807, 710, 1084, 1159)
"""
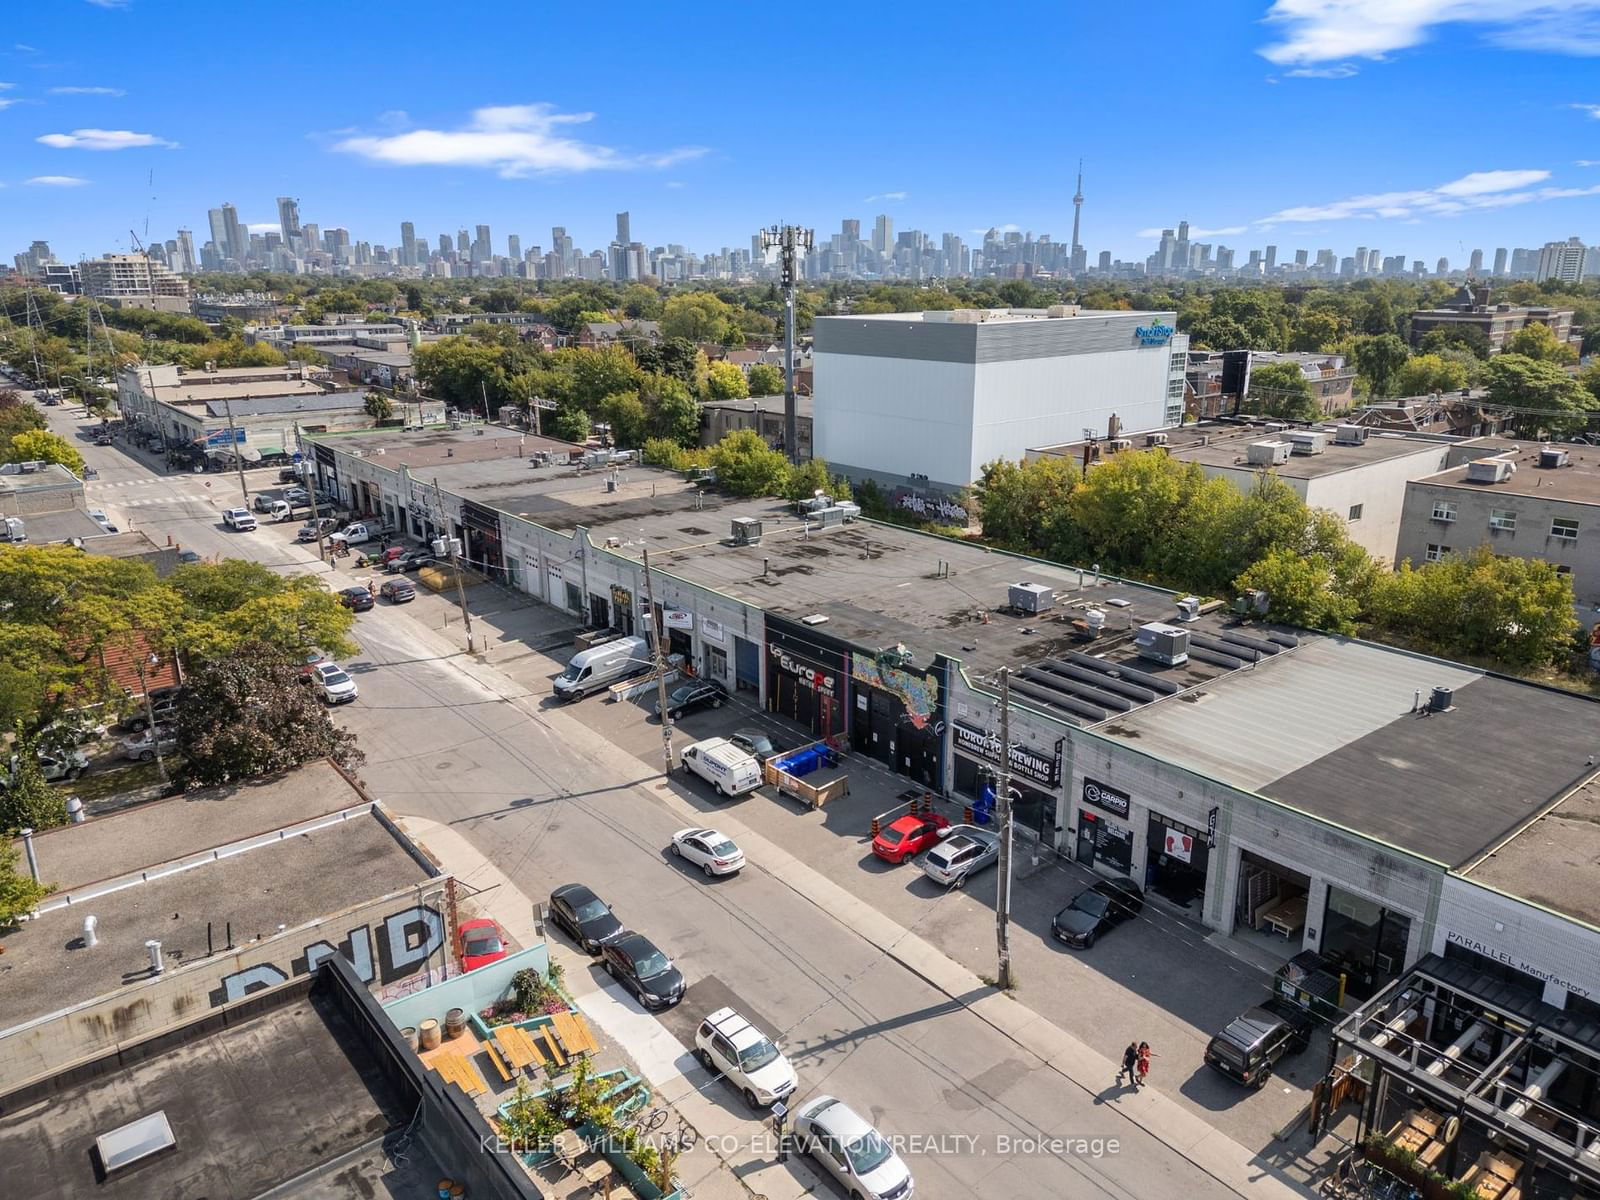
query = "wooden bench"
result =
(540, 1025, 566, 1068)
(483, 1040, 515, 1084)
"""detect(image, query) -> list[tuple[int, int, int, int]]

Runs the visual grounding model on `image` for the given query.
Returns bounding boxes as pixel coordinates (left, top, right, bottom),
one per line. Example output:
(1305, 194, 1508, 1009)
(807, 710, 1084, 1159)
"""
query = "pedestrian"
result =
(1135, 1042, 1153, 1089)
(367, 578, 376, 602)
(1119, 1042, 1139, 1086)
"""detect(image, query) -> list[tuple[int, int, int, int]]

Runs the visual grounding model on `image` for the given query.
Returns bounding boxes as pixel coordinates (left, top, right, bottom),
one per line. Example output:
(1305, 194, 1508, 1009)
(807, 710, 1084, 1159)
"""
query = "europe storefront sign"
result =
(953, 722, 1062, 789)
(1081, 776, 1131, 819)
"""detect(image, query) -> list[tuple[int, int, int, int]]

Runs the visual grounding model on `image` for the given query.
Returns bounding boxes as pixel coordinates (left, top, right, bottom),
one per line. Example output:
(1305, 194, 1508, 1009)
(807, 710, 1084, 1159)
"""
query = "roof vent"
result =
(1286, 430, 1328, 456)
(1145, 432, 1169, 447)
(1175, 595, 1201, 621)
(800, 613, 829, 626)
(1009, 582, 1055, 614)
(1538, 445, 1569, 469)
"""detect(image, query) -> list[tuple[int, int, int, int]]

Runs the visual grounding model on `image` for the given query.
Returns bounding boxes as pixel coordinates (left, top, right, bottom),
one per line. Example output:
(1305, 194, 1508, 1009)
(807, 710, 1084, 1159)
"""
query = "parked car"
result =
(385, 549, 436, 574)
(120, 727, 178, 762)
(680, 737, 762, 797)
(670, 827, 745, 877)
(657, 678, 727, 721)
(251, 493, 278, 513)
(548, 883, 624, 953)
(1051, 877, 1145, 949)
(312, 662, 358, 704)
(601, 931, 685, 1010)
(298, 648, 328, 678)
(872, 811, 951, 865)
(87, 508, 118, 533)
(919, 825, 1000, 888)
(729, 728, 788, 764)
(791, 1095, 914, 1200)
(1204, 997, 1314, 1088)
(278, 466, 303, 484)
(222, 507, 257, 531)
(694, 1007, 797, 1109)
(283, 487, 310, 505)
(8, 747, 89, 783)
(296, 516, 337, 542)
(338, 586, 374, 612)
(120, 693, 178, 732)
(379, 578, 416, 604)
(552, 636, 650, 702)
(458, 918, 510, 972)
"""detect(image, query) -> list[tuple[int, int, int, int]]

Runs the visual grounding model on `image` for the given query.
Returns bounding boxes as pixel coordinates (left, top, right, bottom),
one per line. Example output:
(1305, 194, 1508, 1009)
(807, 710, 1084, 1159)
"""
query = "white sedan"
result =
(120, 727, 178, 762)
(670, 828, 745, 877)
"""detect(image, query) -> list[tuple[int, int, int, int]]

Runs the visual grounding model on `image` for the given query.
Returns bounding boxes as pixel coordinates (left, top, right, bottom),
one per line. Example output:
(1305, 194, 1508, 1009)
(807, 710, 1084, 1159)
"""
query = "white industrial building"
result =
(812, 306, 1187, 501)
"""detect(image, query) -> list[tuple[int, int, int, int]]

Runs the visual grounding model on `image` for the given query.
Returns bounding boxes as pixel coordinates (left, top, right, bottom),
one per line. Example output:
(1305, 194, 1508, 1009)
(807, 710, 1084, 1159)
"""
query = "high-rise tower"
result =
(1069, 159, 1085, 274)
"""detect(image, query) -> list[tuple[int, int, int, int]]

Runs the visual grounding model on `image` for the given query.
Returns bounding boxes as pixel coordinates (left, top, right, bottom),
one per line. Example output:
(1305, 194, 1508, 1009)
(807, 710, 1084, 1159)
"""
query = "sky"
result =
(3, 0, 1600, 268)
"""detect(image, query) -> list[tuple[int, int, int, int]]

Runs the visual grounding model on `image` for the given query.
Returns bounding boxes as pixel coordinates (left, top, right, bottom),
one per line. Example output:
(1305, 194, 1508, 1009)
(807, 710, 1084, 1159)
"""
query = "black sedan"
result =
(338, 586, 375, 612)
(548, 883, 624, 954)
(657, 679, 727, 721)
(601, 931, 685, 1010)
(1051, 877, 1144, 949)
(730, 728, 787, 763)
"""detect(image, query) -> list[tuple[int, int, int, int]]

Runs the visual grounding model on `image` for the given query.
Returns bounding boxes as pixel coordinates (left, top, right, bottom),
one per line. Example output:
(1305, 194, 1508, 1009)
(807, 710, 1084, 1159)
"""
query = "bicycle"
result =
(624, 1106, 670, 1135)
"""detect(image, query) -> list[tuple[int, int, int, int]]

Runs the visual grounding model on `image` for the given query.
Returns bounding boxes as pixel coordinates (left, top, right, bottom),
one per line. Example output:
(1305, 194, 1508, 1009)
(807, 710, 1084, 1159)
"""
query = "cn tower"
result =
(1070, 159, 1085, 271)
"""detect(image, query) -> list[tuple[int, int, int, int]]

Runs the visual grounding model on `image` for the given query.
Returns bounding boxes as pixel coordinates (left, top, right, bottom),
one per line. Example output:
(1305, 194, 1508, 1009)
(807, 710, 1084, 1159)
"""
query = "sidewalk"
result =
(384, 610, 1317, 1200)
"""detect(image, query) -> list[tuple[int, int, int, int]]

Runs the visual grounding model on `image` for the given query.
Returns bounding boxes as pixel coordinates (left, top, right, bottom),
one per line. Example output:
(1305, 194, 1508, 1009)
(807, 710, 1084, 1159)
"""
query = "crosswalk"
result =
(85, 476, 200, 490)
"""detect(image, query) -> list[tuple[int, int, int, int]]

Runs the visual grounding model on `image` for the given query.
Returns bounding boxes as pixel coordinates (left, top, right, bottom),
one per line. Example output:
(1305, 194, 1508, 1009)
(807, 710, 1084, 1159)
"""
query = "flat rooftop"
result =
(826, 305, 1160, 324)
(0, 986, 411, 1200)
(0, 461, 82, 492)
(201, 391, 365, 417)
(153, 379, 333, 405)
(701, 393, 815, 418)
(1462, 776, 1600, 927)
(1030, 420, 1459, 480)
(310, 423, 575, 471)
(1415, 442, 1600, 504)
(19, 509, 112, 541)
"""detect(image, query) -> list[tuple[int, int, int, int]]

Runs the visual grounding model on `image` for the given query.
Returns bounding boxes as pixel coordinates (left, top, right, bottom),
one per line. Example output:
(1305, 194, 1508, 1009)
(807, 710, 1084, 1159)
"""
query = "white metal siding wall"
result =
(969, 350, 1171, 480)
(813, 353, 977, 485)
(1434, 875, 1600, 1007)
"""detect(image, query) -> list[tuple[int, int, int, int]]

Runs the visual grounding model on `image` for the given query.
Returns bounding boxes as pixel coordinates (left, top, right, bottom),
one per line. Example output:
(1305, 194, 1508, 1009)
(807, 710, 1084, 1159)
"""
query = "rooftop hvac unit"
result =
(1247, 440, 1292, 466)
(1145, 432, 1169, 447)
(1429, 685, 1454, 713)
(1465, 457, 1515, 483)
(1538, 446, 1569, 469)
(731, 517, 763, 545)
(813, 505, 848, 527)
(1045, 304, 1080, 318)
(1009, 582, 1055, 614)
(1135, 622, 1190, 666)
(1105, 438, 1133, 453)
(1232, 588, 1271, 616)
(1084, 608, 1106, 636)
(1175, 595, 1201, 621)
(1264, 422, 1287, 433)
(1333, 424, 1368, 446)
(1286, 431, 1328, 456)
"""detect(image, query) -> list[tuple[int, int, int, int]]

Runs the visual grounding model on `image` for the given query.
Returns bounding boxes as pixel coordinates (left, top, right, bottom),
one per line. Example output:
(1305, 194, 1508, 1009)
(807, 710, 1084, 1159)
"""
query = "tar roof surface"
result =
(1417, 442, 1600, 504)
(0, 988, 409, 1200)
(201, 392, 366, 417)
(310, 423, 573, 470)
(1462, 777, 1600, 927)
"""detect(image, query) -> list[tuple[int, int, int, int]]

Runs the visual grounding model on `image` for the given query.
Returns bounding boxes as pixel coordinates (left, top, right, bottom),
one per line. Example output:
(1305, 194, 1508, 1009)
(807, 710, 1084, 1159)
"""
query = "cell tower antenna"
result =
(759, 223, 814, 465)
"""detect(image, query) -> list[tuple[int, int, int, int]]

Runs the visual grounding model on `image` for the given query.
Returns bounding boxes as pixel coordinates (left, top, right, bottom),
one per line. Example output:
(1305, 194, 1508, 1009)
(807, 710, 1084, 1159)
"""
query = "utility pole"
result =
(298, 423, 328, 564)
(995, 667, 1015, 991)
(221, 394, 249, 505)
(641, 547, 676, 773)
(432, 476, 475, 653)
(760, 224, 814, 465)
(133, 652, 168, 785)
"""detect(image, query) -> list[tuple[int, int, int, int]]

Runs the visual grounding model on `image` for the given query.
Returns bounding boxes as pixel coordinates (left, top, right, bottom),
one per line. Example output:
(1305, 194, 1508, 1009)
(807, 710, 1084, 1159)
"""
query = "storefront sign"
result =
(769, 647, 837, 696)
(1163, 827, 1193, 863)
(1135, 322, 1175, 347)
(700, 617, 725, 644)
(1444, 930, 1591, 999)
(1206, 805, 1219, 848)
(664, 608, 693, 631)
(1081, 776, 1131, 819)
(952, 722, 1062, 789)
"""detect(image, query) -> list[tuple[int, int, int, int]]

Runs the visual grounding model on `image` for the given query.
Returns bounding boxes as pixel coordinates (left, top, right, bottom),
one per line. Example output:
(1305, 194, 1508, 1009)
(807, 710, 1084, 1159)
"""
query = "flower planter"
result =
(496, 1068, 650, 1169)
(575, 1121, 680, 1200)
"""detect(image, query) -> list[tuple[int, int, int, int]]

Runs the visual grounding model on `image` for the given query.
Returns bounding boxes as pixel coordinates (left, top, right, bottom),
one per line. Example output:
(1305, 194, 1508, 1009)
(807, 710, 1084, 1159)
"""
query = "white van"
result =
(680, 738, 762, 797)
(553, 635, 651, 702)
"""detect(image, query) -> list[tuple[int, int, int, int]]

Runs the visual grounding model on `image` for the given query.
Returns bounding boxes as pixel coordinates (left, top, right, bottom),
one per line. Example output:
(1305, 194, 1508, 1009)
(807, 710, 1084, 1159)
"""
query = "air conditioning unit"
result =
(731, 518, 763, 545)
(1135, 622, 1190, 666)
(1539, 446, 1569, 469)
(1334, 424, 1368, 445)
(1175, 595, 1201, 621)
(1466, 458, 1515, 483)
(1145, 432, 1169, 447)
(1105, 438, 1133, 453)
(1287, 431, 1328, 456)
(1247, 440, 1292, 466)
(1009, 582, 1055, 614)
(1264, 422, 1287, 433)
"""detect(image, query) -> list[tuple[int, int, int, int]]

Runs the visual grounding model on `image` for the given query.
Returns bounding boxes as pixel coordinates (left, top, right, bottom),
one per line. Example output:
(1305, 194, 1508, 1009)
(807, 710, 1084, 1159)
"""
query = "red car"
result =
(458, 918, 510, 972)
(872, 812, 951, 864)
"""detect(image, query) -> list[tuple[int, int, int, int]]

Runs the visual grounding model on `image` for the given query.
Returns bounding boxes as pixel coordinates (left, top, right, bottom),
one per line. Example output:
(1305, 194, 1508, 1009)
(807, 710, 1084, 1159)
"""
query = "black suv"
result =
(657, 679, 727, 720)
(1204, 997, 1314, 1088)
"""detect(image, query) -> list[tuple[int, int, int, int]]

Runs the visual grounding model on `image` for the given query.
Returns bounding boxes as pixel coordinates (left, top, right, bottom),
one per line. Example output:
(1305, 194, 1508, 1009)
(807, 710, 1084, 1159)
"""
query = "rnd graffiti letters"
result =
(207, 902, 444, 1007)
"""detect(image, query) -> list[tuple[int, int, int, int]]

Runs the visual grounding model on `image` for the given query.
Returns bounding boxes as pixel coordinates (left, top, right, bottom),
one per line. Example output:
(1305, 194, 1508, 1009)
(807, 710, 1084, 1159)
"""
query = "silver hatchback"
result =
(919, 825, 1000, 888)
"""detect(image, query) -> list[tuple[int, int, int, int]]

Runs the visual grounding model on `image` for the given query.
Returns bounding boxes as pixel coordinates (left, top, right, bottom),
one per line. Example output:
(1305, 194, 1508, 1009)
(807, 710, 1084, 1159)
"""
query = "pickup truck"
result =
(328, 521, 377, 546)
(296, 516, 339, 542)
(223, 507, 257, 531)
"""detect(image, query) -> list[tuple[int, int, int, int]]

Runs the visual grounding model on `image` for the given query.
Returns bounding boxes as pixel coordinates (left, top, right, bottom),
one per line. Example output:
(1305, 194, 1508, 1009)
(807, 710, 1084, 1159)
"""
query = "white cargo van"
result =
(552, 635, 651, 701)
(680, 738, 762, 797)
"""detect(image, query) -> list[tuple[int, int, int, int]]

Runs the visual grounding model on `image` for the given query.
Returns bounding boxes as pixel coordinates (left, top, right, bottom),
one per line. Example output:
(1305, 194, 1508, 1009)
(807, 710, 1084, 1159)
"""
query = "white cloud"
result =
(26, 175, 89, 186)
(36, 127, 175, 150)
(0, 99, 14, 111)
(864, 190, 908, 203)
(969, 223, 1023, 235)
(1284, 63, 1359, 77)
(14, 45, 38, 53)
(1572, 103, 1600, 118)
(1135, 224, 1248, 238)
(84, 0, 129, 8)
(1260, 0, 1600, 64)
(1255, 167, 1595, 225)
(0, 82, 14, 89)
(330, 103, 705, 178)
(1577, 159, 1600, 166)
(49, 85, 126, 96)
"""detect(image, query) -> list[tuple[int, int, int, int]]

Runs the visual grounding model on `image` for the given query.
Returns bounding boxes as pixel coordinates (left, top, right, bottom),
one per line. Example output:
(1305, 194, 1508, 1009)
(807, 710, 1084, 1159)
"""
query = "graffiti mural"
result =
(851, 654, 940, 729)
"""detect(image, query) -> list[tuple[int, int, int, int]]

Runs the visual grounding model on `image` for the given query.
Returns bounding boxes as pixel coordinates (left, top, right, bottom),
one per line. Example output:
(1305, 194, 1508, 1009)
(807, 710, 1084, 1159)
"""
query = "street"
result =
(51, 407, 1316, 1199)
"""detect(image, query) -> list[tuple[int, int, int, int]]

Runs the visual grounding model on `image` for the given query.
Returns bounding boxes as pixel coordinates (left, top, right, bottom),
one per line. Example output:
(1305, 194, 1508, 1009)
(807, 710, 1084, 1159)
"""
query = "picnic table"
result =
(1387, 1107, 1447, 1167)
(1460, 1150, 1522, 1200)
(430, 1050, 487, 1096)
(1260, 894, 1308, 938)
(494, 1025, 547, 1072)
(551, 1010, 601, 1058)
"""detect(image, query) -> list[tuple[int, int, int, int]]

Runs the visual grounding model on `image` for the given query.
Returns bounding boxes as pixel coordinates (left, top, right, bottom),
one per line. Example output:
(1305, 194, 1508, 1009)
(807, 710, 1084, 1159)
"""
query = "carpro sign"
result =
(1134, 322, 1175, 347)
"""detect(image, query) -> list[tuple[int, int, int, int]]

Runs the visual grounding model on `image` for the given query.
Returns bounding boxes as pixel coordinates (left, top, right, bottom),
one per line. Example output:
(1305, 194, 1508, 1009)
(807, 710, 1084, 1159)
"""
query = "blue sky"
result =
(4, 0, 1600, 267)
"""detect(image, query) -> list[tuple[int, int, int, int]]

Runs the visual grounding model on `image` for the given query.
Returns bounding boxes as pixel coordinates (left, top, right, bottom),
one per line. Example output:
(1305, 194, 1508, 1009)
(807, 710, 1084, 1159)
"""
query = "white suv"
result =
(694, 1007, 797, 1109)
(313, 662, 359, 704)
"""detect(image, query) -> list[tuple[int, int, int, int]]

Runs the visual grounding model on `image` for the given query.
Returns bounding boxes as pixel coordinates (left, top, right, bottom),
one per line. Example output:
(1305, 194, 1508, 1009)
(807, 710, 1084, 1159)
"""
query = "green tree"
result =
(404, 284, 424, 312)
(569, 344, 641, 410)
(1185, 314, 1250, 351)
(0, 842, 53, 927)
(0, 391, 46, 442)
(1505, 321, 1578, 365)
(975, 457, 1081, 558)
(1482, 354, 1591, 416)
(641, 375, 700, 446)
(782, 458, 851, 504)
(170, 561, 357, 660)
(746, 362, 784, 396)
(6, 429, 84, 476)
(1348, 334, 1410, 398)
(1232, 548, 1360, 632)
(363, 390, 394, 420)
(1289, 311, 1343, 353)
(1067, 449, 1208, 573)
(413, 337, 507, 411)
(620, 284, 663, 320)
(1360, 295, 1396, 336)
(175, 643, 363, 788)
(708, 430, 790, 496)
(1244, 361, 1319, 421)
(661, 292, 734, 343)
(551, 403, 590, 442)
(1416, 325, 1490, 360)
(0, 727, 70, 835)
(1578, 361, 1600, 406)
(1395, 353, 1470, 397)
(704, 360, 750, 401)
(598, 391, 649, 447)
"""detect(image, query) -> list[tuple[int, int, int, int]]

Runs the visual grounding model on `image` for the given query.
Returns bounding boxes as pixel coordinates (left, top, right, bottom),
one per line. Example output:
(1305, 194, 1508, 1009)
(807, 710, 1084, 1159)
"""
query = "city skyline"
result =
(5, 0, 1600, 266)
